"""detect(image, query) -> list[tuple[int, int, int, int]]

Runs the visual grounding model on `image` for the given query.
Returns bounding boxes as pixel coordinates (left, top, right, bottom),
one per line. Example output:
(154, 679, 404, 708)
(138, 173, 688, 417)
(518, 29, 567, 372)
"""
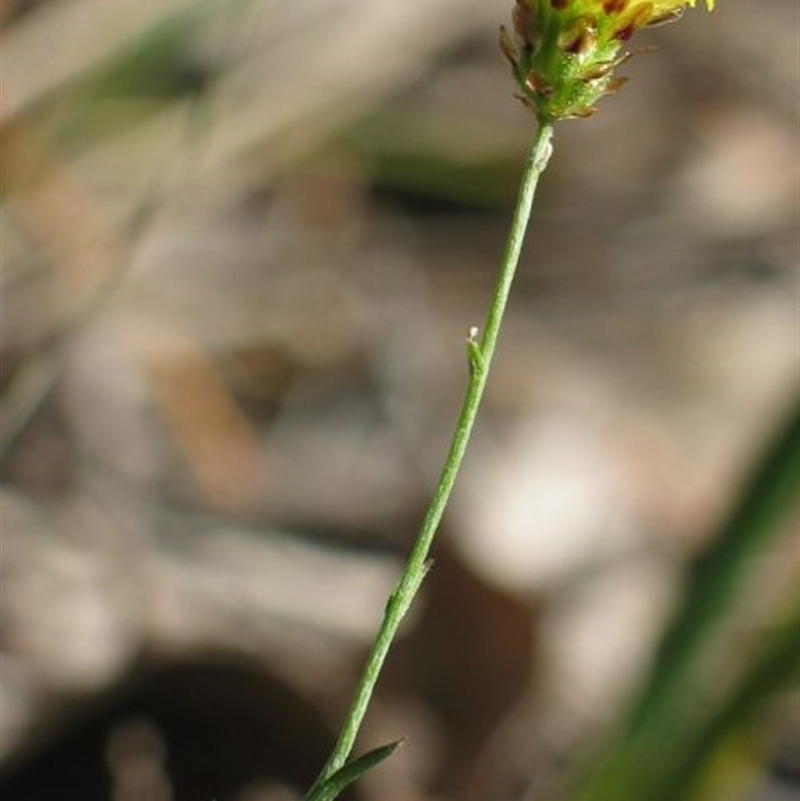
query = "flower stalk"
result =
(305, 119, 554, 801)
(304, 2, 714, 798)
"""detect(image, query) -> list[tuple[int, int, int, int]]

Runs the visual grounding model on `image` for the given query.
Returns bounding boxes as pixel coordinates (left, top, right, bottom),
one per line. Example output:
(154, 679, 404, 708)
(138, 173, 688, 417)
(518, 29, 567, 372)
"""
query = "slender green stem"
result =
(305, 121, 555, 800)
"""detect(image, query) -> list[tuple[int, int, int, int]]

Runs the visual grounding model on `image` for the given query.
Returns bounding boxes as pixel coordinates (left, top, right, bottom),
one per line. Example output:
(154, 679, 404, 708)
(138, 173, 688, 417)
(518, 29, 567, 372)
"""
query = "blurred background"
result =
(0, 1, 797, 800)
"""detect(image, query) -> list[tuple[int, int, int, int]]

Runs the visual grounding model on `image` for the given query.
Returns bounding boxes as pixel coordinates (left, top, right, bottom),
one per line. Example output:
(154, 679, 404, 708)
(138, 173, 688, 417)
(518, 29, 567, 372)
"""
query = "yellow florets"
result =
(501, 0, 715, 122)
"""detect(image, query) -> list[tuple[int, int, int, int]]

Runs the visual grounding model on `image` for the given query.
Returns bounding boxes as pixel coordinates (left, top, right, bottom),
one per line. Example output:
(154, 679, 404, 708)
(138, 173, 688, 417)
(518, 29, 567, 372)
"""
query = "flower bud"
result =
(501, 0, 714, 122)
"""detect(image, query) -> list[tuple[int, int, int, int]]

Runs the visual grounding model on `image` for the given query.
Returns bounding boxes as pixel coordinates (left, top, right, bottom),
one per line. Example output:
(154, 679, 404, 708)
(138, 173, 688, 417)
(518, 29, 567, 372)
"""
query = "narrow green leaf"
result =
(626, 401, 799, 738)
(571, 401, 800, 801)
(653, 603, 800, 801)
(306, 740, 404, 801)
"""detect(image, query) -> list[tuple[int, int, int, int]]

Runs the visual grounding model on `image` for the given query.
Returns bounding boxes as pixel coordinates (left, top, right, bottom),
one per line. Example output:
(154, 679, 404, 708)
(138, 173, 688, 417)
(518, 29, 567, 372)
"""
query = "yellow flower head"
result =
(501, 0, 715, 122)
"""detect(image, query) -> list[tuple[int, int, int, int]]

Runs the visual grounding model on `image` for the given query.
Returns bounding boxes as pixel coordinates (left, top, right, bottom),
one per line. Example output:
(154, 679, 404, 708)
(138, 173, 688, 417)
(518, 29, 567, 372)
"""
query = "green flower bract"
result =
(502, 0, 715, 121)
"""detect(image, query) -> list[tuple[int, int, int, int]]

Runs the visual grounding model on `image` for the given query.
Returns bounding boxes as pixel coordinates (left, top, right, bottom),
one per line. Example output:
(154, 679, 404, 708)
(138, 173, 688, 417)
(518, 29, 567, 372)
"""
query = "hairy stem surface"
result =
(306, 121, 555, 800)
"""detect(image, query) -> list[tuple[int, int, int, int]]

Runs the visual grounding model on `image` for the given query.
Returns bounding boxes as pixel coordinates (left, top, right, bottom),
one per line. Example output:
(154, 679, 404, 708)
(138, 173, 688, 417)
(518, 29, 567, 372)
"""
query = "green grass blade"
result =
(627, 400, 799, 737)
(572, 401, 799, 801)
(652, 603, 800, 801)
